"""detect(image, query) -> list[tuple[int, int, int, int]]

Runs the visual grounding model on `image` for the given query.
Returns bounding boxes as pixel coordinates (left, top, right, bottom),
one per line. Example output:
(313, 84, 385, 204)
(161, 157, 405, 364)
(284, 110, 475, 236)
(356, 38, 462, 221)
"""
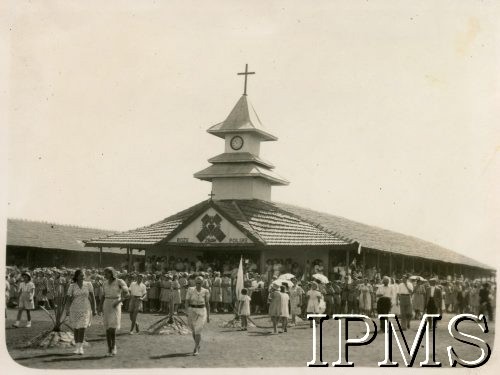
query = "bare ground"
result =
(5, 308, 495, 369)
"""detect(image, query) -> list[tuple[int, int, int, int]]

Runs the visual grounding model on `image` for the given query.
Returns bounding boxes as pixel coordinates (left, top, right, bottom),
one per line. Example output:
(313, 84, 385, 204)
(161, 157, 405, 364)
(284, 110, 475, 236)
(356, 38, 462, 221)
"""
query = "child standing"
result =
(238, 288, 251, 331)
(13, 272, 35, 328)
(280, 285, 290, 333)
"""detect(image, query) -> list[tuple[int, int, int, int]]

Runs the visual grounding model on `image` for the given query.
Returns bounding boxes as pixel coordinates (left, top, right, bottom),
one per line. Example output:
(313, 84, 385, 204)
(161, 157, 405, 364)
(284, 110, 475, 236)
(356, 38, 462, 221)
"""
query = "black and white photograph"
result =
(2, 0, 499, 372)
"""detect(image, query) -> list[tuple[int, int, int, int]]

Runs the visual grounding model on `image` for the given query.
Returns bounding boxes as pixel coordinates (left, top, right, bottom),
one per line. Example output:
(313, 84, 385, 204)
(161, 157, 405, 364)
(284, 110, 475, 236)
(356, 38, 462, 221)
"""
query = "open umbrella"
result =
(312, 274, 329, 284)
(409, 276, 426, 282)
(278, 273, 295, 280)
(273, 279, 294, 287)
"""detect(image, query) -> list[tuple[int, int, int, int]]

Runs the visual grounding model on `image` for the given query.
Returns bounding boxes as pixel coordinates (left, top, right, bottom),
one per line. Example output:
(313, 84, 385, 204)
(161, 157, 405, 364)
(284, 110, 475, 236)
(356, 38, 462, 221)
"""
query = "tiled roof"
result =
(275, 202, 494, 270)
(6, 219, 125, 254)
(84, 200, 208, 247)
(212, 200, 265, 243)
(85, 199, 348, 247)
(83, 199, 494, 270)
(207, 95, 277, 141)
(221, 200, 349, 246)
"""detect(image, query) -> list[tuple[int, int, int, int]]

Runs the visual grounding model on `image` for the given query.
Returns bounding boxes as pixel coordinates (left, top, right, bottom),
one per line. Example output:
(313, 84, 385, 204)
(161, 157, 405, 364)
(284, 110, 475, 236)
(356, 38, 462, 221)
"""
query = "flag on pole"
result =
(235, 256, 244, 301)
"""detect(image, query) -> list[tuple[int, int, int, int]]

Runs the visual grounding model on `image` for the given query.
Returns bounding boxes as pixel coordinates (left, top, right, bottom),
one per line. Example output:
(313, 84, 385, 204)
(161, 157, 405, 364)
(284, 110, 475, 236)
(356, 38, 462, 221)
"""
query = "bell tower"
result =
(194, 65, 289, 201)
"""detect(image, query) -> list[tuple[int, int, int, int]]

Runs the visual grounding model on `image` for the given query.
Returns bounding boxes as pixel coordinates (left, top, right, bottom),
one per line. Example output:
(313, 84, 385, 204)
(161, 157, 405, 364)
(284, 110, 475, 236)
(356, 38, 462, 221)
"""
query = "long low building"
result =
(7, 218, 139, 269)
(85, 198, 494, 279)
(85, 68, 495, 280)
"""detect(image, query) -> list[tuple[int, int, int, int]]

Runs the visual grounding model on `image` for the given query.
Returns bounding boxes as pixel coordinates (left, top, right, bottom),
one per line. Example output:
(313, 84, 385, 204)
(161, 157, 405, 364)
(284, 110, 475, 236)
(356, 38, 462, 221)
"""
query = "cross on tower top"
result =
(237, 64, 255, 96)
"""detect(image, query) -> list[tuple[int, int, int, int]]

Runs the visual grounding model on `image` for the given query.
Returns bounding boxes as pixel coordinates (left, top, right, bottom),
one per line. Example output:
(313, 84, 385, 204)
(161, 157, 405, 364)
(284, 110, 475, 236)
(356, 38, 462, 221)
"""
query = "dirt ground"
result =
(5, 308, 495, 369)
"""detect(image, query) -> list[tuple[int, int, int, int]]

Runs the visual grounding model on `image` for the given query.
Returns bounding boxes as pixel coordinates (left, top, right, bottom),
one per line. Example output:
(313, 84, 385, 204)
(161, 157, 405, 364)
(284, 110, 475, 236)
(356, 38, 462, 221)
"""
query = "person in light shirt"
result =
(101, 267, 130, 357)
(397, 274, 414, 330)
(376, 276, 392, 332)
(128, 274, 147, 334)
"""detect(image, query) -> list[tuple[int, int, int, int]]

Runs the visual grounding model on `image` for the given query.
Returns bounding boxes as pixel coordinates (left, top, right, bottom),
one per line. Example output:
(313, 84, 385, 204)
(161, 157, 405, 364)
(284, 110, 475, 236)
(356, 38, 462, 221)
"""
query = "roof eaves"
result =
(156, 200, 212, 245)
(269, 202, 355, 245)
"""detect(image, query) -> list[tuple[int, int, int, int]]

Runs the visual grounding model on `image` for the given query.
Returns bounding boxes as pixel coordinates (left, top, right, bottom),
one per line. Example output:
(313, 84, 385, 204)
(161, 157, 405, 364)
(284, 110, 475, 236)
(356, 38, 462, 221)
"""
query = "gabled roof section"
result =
(84, 200, 210, 247)
(194, 163, 289, 185)
(275, 202, 494, 270)
(158, 200, 263, 245)
(7, 219, 124, 254)
(208, 152, 275, 169)
(207, 95, 277, 141)
(82, 199, 494, 271)
(84, 199, 348, 248)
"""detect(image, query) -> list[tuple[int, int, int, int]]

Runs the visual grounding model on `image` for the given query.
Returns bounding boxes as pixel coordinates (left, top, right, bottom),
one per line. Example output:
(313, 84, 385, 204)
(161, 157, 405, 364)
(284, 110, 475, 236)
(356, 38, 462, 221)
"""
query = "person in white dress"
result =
(185, 276, 210, 356)
(306, 282, 323, 328)
(100, 267, 129, 356)
(13, 272, 35, 328)
(65, 269, 97, 354)
(280, 285, 290, 333)
(289, 280, 304, 325)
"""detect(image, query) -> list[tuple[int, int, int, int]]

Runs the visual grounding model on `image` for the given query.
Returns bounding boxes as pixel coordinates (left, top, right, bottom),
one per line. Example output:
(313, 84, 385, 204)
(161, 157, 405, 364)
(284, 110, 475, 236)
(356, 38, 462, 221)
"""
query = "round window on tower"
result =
(230, 135, 244, 151)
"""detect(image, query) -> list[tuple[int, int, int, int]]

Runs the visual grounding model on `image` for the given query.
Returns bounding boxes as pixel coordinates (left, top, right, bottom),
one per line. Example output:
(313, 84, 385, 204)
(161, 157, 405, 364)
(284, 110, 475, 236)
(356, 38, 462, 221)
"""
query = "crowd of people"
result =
(5, 259, 496, 355)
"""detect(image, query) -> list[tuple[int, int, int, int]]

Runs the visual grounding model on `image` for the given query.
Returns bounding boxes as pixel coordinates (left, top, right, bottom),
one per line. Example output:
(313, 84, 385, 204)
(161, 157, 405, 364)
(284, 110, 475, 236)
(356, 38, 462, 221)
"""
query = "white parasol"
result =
(409, 276, 426, 282)
(278, 273, 295, 280)
(312, 274, 329, 284)
(273, 279, 294, 287)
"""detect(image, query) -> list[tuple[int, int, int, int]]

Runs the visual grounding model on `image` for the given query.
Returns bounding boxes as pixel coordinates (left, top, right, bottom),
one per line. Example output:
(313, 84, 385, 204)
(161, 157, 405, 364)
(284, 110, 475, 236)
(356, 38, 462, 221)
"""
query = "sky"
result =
(3, 1, 500, 265)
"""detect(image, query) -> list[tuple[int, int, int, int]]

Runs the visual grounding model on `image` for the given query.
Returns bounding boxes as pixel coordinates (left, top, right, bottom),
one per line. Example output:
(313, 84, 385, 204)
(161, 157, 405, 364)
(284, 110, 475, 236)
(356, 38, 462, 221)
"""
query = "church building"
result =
(85, 65, 494, 280)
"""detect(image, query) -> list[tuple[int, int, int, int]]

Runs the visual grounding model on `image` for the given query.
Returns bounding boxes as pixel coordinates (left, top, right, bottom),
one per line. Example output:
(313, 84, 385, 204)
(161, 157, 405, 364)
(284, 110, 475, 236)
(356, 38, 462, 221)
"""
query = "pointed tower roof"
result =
(207, 95, 278, 141)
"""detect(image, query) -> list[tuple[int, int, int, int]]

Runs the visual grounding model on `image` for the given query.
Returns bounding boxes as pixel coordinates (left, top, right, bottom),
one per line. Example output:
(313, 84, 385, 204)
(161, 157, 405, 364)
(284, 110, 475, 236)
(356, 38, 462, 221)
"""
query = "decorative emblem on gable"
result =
(196, 214, 226, 243)
(169, 207, 251, 244)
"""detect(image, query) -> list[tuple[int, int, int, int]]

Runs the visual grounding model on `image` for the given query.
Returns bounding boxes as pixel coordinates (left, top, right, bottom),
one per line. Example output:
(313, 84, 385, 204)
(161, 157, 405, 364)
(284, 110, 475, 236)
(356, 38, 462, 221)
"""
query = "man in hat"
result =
(443, 280, 454, 313)
(425, 277, 443, 330)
